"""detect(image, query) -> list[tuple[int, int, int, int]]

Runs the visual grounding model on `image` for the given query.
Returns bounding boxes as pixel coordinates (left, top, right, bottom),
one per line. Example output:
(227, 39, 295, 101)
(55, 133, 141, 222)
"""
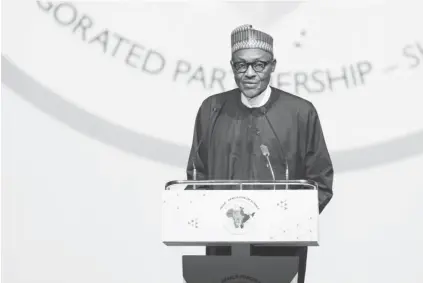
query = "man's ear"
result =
(271, 59, 277, 72)
(230, 60, 235, 71)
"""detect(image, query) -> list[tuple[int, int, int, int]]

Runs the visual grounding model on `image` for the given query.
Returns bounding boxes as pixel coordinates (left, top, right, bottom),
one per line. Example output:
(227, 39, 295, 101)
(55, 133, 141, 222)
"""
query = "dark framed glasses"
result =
(232, 60, 273, 73)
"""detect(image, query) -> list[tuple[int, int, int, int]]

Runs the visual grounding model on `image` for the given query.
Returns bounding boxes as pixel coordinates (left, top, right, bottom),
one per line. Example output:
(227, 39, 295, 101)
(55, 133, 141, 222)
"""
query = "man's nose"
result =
(245, 65, 256, 77)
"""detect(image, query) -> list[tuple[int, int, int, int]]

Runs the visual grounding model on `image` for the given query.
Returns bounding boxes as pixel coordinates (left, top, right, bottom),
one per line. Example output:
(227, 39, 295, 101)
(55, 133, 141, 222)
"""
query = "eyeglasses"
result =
(232, 60, 273, 73)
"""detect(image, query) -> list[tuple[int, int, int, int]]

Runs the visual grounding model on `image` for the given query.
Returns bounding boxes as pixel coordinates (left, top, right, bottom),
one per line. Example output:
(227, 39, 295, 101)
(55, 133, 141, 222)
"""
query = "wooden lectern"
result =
(162, 180, 319, 283)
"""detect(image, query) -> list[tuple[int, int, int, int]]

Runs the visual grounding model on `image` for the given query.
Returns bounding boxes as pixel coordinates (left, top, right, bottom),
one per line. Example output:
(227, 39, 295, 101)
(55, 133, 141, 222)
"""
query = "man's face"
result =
(231, 48, 276, 98)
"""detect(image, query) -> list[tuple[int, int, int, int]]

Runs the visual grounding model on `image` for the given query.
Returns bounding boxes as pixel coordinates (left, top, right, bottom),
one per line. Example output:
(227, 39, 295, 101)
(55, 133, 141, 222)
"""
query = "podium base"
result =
(183, 255, 299, 283)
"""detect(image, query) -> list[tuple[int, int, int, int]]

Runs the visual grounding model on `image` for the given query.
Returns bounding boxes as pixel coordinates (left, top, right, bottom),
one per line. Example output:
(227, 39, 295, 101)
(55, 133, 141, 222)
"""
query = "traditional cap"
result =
(231, 24, 274, 55)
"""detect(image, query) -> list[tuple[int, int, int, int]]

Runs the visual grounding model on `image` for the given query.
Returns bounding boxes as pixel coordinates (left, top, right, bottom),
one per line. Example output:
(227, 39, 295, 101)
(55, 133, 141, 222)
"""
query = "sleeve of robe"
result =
(305, 105, 334, 213)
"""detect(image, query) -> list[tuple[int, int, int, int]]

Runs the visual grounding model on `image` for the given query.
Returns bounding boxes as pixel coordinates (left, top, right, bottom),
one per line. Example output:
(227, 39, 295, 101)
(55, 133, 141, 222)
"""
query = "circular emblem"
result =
(220, 196, 259, 235)
(221, 274, 261, 283)
(223, 279, 253, 283)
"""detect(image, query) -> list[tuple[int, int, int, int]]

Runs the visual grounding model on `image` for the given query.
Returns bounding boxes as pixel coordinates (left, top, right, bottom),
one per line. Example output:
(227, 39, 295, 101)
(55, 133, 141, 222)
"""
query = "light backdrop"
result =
(2, 1, 423, 282)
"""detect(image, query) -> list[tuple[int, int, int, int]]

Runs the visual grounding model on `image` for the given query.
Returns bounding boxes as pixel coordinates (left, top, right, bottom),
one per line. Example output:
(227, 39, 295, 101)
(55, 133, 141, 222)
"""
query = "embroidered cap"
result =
(231, 24, 273, 55)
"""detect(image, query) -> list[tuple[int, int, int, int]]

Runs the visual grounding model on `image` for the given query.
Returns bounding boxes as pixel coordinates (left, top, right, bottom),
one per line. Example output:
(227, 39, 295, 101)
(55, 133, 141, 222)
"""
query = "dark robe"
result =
(186, 86, 334, 283)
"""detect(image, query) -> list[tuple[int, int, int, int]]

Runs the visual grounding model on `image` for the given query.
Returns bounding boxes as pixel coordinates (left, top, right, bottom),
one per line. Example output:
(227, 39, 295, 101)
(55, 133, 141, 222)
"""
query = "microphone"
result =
(192, 138, 206, 180)
(191, 126, 207, 190)
(190, 102, 226, 189)
(260, 144, 276, 190)
(264, 114, 289, 190)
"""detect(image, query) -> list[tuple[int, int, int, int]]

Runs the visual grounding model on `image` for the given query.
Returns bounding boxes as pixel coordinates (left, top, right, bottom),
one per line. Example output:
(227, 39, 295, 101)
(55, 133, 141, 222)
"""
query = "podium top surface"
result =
(165, 179, 318, 190)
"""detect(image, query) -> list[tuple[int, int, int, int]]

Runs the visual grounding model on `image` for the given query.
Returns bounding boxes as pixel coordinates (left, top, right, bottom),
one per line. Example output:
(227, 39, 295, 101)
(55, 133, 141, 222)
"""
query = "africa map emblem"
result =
(220, 196, 259, 235)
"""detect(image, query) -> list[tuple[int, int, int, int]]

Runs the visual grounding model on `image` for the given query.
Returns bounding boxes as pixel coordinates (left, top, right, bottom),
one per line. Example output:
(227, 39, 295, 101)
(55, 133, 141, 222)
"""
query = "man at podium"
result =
(186, 24, 334, 283)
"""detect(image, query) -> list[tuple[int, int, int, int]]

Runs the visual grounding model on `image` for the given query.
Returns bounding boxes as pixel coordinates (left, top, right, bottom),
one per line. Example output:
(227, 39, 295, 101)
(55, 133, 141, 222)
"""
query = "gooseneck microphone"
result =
(191, 101, 226, 189)
(260, 144, 276, 190)
(264, 114, 289, 190)
(191, 125, 210, 189)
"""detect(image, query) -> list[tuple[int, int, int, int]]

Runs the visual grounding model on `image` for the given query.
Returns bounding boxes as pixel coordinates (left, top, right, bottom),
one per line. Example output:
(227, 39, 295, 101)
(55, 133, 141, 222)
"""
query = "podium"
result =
(162, 180, 319, 283)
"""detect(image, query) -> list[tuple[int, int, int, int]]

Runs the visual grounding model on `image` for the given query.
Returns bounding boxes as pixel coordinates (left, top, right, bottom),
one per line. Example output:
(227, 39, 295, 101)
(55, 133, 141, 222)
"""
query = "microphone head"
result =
(260, 144, 270, 157)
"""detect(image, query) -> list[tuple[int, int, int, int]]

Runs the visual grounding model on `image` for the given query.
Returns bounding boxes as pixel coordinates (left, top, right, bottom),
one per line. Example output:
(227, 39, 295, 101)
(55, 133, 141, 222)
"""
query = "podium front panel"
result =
(162, 190, 319, 246)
